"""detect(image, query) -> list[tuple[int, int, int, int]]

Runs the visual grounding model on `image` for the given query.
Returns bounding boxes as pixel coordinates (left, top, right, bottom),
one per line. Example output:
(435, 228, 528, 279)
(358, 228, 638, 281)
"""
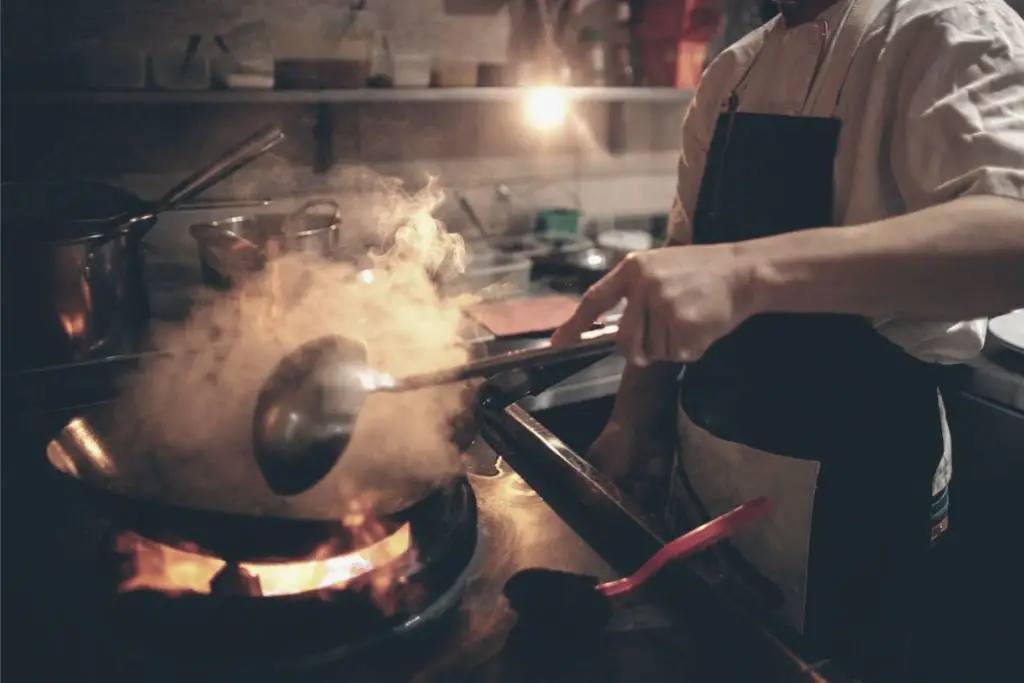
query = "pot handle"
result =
(154, 125, 286, 213)
(284, 198, 342, 232)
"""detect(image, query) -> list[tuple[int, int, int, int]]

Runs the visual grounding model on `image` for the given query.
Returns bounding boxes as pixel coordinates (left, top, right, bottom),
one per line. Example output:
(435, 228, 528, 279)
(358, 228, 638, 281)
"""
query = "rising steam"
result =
(114, 171, 479, 519)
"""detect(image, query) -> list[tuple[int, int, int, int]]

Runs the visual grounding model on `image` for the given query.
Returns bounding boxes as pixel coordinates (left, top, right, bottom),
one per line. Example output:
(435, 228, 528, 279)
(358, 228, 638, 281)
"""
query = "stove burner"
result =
(101, 478, 480, 675)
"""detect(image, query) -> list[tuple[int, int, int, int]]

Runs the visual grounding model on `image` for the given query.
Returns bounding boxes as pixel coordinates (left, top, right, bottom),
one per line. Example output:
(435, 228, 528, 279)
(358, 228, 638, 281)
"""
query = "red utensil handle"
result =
(598, 497, 773, 598)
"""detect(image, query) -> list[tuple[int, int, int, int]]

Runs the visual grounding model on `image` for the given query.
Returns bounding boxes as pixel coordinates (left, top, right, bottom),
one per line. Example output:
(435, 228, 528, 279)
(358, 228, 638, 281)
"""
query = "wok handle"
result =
(153, 124, 286, 215)
(396, 324, 619, 390)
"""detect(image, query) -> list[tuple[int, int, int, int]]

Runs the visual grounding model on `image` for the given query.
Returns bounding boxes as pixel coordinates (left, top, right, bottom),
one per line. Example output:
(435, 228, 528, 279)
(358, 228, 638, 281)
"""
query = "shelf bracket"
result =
(312, 102, 334, 173)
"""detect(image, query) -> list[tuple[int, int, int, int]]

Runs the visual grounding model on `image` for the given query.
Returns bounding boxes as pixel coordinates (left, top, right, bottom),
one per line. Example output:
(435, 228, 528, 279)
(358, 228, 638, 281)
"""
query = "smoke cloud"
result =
(113, 170, 480, 519)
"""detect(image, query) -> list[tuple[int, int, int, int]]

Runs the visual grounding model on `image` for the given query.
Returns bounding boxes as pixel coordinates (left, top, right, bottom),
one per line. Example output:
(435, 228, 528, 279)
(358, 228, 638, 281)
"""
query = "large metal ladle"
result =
(252, 325, 619, 495)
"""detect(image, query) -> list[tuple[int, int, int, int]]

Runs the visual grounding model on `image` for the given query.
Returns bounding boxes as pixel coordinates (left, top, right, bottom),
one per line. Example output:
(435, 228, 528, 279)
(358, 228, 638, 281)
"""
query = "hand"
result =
(551, 245, 757, 365)
(587, 418, 674, 483)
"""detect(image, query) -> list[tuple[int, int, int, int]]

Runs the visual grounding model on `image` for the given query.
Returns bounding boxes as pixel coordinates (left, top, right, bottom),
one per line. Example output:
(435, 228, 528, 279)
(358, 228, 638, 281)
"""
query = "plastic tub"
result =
(536, 209, 582, 241)
(151, 54, 211, 90)
(441, 252, 533, 300)
(433, 60, 478, 87)
(392, 53, 432, 87)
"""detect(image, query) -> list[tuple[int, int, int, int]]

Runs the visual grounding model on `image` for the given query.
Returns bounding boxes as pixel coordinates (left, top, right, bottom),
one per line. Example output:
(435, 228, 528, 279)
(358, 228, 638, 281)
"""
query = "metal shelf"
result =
(9, 87, 694, 106)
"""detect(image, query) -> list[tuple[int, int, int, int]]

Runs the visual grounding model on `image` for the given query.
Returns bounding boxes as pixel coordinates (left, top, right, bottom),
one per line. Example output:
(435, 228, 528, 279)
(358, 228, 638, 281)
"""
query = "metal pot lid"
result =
(2, 180, 143, 244)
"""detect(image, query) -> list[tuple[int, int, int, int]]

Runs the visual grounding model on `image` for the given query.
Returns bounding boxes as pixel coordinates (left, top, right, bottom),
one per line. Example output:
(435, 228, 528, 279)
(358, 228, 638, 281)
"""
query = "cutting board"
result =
(466, 295, 582, 337)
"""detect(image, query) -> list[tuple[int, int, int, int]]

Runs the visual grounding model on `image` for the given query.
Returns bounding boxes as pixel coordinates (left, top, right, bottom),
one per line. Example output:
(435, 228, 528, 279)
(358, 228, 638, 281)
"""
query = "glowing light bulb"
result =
(524, 86, 568, 130)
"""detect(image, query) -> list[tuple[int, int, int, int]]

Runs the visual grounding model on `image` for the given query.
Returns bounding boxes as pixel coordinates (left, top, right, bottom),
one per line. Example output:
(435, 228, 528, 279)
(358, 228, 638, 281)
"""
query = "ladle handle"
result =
(154, 124, 286, 214)
(395, 325, 619, 390)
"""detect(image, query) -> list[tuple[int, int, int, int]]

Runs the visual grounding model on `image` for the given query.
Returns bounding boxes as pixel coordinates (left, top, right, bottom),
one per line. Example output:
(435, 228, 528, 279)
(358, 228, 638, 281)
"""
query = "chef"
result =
(552, 0, 1024, 680)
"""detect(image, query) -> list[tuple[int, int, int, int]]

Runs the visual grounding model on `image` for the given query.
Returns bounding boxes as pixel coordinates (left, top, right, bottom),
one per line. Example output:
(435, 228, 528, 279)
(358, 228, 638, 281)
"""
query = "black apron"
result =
(666, 1, 950, 680)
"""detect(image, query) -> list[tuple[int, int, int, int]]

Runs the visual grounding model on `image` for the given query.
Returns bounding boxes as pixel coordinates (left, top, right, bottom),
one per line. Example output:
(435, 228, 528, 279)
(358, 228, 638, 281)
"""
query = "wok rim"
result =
(45, 445, 469, 562)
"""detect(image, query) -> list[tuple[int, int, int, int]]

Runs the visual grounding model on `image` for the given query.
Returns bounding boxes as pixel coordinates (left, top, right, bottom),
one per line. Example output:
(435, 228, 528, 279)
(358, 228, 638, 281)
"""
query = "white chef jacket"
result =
(670, 0, 1024, 365)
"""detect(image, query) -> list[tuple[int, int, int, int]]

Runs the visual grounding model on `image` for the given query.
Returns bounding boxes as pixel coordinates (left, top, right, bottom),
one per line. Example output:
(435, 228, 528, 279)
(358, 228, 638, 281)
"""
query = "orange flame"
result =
(59, 312, 88, 339)
(116, 523, 412, 598)
(115, 496, 416, 605)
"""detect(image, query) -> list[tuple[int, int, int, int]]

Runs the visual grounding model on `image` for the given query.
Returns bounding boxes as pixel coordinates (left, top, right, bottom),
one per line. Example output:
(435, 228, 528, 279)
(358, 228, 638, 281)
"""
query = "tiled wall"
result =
(3, 1, 684, 234)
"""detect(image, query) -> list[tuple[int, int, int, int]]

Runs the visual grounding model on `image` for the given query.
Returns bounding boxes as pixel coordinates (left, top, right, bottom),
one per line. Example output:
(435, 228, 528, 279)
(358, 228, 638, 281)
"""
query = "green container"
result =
(536, 208, 582, 241)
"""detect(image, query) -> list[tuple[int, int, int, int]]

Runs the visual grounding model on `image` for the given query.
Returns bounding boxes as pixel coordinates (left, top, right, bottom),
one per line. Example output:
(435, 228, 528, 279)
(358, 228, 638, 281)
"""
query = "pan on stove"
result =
(42, 318, 609, 563)
(42, 331, 497, 563)
(48, 407, 482, 670)
(45, 400, 479, 563)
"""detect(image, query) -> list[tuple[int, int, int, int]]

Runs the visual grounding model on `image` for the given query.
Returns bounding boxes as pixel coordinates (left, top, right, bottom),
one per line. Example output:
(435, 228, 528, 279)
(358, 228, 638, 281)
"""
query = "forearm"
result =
(608, 193, 686, 425)
(610, 361, 681, 428)
(743, 196, 1024, 320)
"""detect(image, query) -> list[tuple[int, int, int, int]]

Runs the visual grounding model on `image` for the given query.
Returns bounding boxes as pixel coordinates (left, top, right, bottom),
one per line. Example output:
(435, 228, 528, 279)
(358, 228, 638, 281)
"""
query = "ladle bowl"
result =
(252, 335, 389, 495)
(252, 326, 619, 496)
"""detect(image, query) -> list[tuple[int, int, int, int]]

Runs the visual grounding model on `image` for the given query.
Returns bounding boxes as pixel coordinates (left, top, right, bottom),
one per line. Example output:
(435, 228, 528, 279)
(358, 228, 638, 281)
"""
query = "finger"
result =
(551, 265, 633, 346)
(616, 279, 649, 365)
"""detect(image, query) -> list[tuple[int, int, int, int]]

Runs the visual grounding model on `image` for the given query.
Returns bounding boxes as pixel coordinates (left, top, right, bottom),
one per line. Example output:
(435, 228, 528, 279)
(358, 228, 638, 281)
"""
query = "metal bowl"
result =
(190, 199, 341, 289)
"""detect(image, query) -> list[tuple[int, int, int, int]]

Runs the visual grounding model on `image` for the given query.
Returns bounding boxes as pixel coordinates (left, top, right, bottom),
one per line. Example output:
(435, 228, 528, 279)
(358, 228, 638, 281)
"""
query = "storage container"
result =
(392, 53, 432, 87)
(274, 39, 371, 89)
(151, 46, 212, 90)
(433, 60, 479, 87)
(535, 208, 582, 241)
(634, 0, 723, 42)
(440, 252, 533, 300)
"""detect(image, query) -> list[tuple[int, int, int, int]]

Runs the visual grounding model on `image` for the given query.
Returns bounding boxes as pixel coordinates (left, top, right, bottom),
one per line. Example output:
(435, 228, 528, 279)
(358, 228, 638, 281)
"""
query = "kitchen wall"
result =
(3, 0, 685, 243)
(7, 0, 1023, 240)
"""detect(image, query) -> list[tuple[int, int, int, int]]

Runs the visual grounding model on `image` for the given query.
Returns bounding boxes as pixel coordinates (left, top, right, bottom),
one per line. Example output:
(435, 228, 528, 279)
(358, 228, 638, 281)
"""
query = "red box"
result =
(676, 40, 708, 89)
(641, 40, 681, 87)
(635, 0, 723, 42)
(641, 39, 708, 88)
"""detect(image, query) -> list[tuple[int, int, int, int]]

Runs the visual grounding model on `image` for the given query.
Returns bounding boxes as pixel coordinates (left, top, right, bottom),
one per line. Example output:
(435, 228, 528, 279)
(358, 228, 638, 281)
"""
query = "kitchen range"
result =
(1, 192, 859, 683)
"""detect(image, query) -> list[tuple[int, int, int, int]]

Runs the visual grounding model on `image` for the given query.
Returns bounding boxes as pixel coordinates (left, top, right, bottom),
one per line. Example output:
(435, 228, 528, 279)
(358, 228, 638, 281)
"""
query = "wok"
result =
(43, 326, 603, 561)
(41, 323, 606, 565)
(45, 409, 475, 562)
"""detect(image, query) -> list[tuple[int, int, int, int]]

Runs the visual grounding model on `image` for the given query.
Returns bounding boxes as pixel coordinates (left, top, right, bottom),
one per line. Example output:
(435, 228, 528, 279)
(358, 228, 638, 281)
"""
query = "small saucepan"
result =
(1, 125, 285, 371)
(189, 199, 342, 289)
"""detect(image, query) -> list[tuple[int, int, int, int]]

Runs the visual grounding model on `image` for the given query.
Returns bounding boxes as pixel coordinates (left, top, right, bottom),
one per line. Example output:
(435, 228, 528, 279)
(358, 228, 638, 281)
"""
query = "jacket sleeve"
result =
(667, 63, 730, 246)
(891, 1, 1024, 212)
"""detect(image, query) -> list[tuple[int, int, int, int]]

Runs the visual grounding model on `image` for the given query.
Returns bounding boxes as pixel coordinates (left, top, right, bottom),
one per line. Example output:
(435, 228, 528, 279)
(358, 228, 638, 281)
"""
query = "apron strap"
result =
(805, 0, 879, 118)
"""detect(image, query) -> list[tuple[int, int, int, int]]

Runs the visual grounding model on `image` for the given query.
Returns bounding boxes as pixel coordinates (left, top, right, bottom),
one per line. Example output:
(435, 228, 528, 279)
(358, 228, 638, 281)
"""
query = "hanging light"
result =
(524, 85, 569, 130)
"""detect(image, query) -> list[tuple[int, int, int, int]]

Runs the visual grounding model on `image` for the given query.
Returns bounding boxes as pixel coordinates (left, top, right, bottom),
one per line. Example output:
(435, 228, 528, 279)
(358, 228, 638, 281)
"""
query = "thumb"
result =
(551, 266, 631, 346)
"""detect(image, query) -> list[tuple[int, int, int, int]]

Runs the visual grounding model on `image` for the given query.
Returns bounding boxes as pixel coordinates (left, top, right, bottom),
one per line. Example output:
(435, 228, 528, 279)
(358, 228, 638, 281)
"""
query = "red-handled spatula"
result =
(503, 497, 773, 643)
(598, 496, 773, 597)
